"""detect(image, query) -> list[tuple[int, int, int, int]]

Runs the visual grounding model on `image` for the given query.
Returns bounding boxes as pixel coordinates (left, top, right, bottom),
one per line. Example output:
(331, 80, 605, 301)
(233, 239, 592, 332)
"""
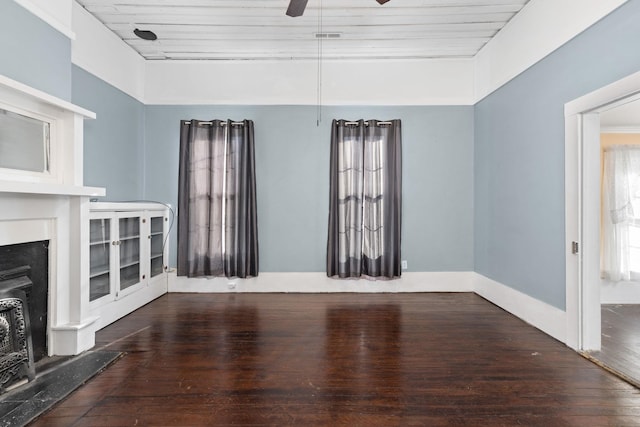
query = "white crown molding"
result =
(13, 0, 75, 40)
(144, 58, 475, 106)
(66, 0, 627, 107)
(474, 0, 628, 103)
(71, 1, 146, 103)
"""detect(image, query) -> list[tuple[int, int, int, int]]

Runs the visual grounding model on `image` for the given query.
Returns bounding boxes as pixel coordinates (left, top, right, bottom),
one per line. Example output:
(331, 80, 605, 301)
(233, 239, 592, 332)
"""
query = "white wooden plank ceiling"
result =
(75, 0, 530, 60)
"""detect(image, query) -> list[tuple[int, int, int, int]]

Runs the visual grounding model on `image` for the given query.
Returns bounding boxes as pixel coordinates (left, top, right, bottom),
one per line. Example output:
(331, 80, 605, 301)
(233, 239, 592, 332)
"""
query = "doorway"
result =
(565, 70, 640, 386)
(590, 102, 640, 386)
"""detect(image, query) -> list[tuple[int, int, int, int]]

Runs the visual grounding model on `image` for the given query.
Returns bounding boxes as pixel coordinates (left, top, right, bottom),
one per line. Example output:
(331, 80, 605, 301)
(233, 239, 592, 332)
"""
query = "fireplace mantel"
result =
(0, 74, 94, 119)
(0, 180, 104, 197)
(0, 74, 105, 356)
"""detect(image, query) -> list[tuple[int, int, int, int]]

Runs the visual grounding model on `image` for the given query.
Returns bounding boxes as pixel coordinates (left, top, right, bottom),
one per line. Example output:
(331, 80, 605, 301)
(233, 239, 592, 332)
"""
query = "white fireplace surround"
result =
(0, 74, 105, 356)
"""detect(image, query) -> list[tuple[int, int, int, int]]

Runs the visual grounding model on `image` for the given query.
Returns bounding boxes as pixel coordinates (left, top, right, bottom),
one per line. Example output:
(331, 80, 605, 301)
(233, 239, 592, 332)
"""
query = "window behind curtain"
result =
(177, 119, 259, 279)
(327, 119, 402, 279)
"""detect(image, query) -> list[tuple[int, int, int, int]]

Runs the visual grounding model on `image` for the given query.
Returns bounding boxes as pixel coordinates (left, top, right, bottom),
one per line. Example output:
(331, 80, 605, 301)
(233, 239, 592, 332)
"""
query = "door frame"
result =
(565, 69, 640, 351)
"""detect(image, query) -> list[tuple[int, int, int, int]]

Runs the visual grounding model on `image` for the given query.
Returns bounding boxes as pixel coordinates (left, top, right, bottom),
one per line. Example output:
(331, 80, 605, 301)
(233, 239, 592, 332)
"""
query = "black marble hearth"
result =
(0, 350, 121, 426)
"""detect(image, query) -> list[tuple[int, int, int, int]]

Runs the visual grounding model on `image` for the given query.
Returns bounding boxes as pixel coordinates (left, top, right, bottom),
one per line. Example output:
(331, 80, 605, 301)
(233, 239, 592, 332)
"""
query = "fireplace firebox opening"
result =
(0, 241, 49, 362)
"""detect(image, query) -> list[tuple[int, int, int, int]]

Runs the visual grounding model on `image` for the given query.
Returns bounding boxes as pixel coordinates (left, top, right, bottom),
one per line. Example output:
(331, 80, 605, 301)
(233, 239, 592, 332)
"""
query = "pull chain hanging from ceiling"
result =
(317, 0, 323, 126)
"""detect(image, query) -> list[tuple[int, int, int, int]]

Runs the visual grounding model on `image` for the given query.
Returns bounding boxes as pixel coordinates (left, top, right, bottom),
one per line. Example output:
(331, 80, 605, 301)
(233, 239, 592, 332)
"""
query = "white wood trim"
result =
(0, 181, 104, 197)
(71, 2, 147, 103)
(168, 271, 475, 293)
(91, 277, 167, 331)
(475, 0, 627, 102)
(65, 0, 625, 105)
(0, 219, 51, 247)
(144, 59, 475, 106)
(564, 68, 640, 352)
(565, 113, 581, 350)
(49, 316, 99, 356)
(565, 70, 640, 118)
(601, 280, 640, 304)
(0, 73, 102, 356)
(473, 273, 567, 344)
(581, 113, 602, 351)
(13, 0, 76, 40)
(89, 201, 169, 212)
(0, 74, 95, 118)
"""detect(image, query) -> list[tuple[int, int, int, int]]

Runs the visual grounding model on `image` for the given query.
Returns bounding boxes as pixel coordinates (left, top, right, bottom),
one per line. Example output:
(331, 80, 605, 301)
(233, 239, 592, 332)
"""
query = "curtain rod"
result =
(182, 121, 246, 126)
(343, 120, 393, 126)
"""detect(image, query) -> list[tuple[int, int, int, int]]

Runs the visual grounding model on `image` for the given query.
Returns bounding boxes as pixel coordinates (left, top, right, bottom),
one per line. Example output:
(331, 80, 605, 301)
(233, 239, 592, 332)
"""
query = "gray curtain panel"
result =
(177, 119, 258, 278)
(327, 119, 402, 279)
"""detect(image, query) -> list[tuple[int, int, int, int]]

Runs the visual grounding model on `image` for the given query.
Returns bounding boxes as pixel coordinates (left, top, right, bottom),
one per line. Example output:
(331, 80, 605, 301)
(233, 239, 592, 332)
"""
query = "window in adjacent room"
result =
(601, 139, 640, 281)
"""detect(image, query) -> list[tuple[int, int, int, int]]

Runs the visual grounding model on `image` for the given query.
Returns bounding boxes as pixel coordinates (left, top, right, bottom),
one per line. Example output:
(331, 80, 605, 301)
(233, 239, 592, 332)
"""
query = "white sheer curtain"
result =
(602, 146, 640, 281)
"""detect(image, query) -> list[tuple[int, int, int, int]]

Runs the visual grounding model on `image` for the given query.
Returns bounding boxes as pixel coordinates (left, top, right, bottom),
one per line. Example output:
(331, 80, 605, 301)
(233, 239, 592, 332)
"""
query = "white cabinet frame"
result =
(88, 202, 169, 331)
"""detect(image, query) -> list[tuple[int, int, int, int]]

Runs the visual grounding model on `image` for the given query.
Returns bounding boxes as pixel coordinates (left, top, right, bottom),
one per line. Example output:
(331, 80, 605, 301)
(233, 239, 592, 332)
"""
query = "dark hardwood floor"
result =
(30, 293, 640, 426)
(587, 304, 640, 389)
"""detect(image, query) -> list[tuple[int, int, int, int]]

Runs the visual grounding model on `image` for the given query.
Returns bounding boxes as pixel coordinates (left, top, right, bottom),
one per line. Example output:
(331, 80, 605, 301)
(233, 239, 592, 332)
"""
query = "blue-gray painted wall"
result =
(0, 0, 71, 100)
(145, 105, 475, 272)
(6, 0, 640, 299)
(71, 66, 145, 201)
(474, 0, 640, 310)
(1, 0, 474, 274)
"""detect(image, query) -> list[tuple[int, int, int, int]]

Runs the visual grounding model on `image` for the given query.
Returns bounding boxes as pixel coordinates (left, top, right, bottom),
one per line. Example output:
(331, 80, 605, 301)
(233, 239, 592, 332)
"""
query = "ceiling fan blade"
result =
(286, 0, 309, 17)
(376, 0, 391, 3)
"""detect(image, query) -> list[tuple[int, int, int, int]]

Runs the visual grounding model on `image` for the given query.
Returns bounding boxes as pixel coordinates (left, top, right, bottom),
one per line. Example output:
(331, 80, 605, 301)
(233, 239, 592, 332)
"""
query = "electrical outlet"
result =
(401, 260, 408, 270)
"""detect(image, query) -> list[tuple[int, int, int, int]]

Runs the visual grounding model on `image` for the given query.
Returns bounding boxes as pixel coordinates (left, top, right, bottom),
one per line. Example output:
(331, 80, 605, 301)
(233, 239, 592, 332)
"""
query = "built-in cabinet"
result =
(88, 203, 169, 330)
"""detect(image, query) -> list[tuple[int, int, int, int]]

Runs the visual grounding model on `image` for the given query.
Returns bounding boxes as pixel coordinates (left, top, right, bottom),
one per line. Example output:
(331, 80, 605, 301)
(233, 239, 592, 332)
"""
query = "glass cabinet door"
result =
(149, 216, 165, 278)
(89, 207, 169, 310)
(118, 216, 141, 292)
(89, 218, 111, 301)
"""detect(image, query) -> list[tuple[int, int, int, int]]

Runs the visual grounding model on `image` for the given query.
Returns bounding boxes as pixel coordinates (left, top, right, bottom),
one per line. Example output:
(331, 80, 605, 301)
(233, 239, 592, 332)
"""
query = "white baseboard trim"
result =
(167, 271, 568, 345)
(168, 271, 475, 293)
(50, 316, 99, 356)
(473, 273, 567, 344)
(601, 279, 640, 304)
(90, 276, 168, 331)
